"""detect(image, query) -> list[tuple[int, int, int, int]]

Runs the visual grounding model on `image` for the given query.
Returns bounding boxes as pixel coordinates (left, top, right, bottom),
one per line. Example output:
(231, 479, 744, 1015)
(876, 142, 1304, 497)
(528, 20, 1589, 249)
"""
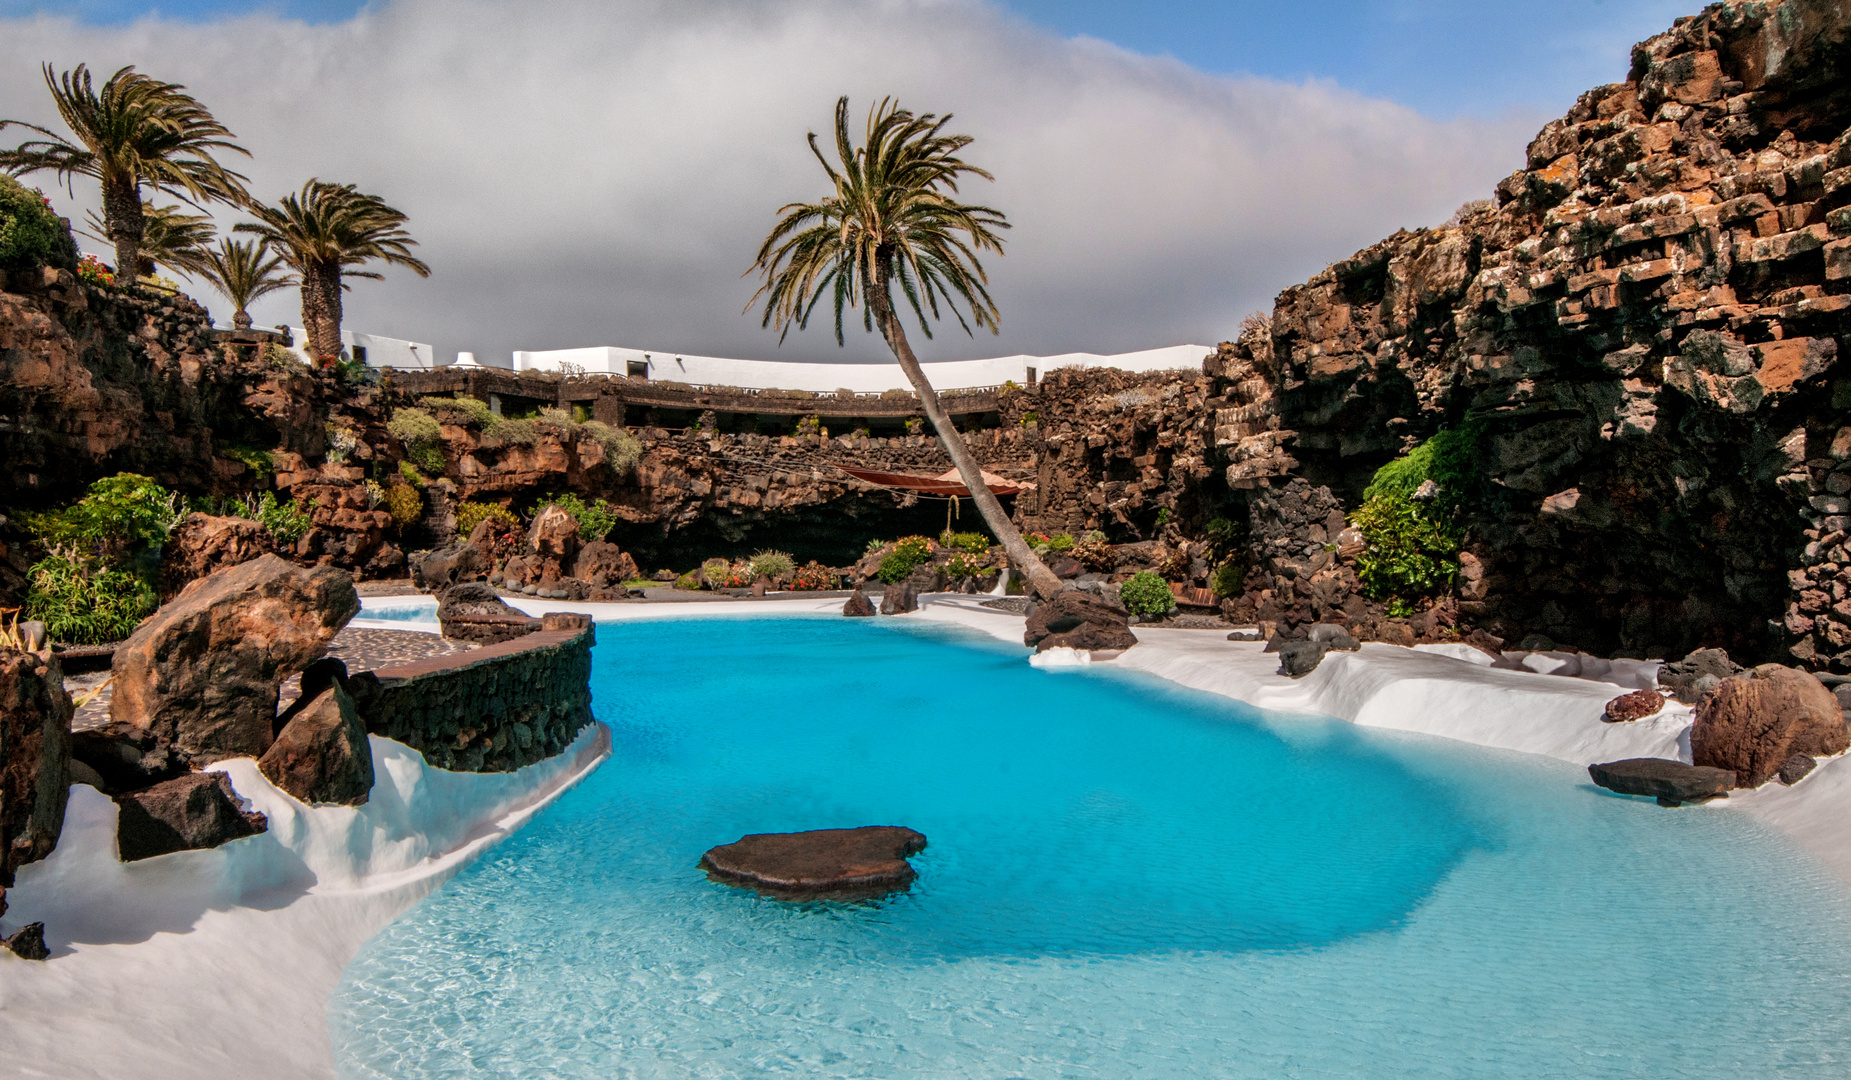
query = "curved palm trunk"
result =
(300, 262, 344, 364)
(102, 175, 143, 284)
(870, 267, 1063, 600)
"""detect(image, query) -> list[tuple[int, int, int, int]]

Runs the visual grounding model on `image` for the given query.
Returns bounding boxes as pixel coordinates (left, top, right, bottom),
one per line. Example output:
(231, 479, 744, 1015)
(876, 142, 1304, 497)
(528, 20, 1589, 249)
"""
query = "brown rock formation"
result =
(1691, 663, 1849, 786)
(1023, 589, 1139, 653)
(843, 587, 876, 617)
(159, 513, 276, 600)
(1604, 689, 1669, 722)
(110, 555, 359, 762)
(1588, 757, 1736, 805)
(113, 772, 268, 861)
(0, 646, 71, 887)
(698, 825, 928, 901)
(259, 681, 374, 806)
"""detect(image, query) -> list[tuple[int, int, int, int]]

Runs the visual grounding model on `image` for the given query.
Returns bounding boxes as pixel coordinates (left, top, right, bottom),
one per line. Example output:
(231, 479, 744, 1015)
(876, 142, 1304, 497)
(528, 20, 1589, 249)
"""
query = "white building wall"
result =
(284, 327, 438, 370)
(507, 343, 1212, 391)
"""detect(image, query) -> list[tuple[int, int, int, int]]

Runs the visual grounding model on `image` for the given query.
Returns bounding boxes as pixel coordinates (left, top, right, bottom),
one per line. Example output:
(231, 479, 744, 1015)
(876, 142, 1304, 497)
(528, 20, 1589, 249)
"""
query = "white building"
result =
(283, 327, 438, 370)
(506, 344, 1213, 392)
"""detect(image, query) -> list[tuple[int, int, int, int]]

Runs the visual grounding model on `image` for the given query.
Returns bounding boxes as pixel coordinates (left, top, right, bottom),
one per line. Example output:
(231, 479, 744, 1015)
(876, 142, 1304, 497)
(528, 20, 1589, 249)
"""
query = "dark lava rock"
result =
(1588, 758, 1735, 806)
(1023, 589, 1137, 654)
(1, 646, 72, 888)
(1778, 753, 1818, 786)
(1692, 665, 1848, 788)
(1603, 689, 1668, 723)
(1658, 648, 1743, 706)
(843, 588, 876, 617)
(699, 826, 928, 901)
(114, 772, 268, 862)
(437, 582, 542, 644)
(70, 722, 188, 796)
(1050, 556, 1083, 579)
(1305, 623, 1361, 651)
(1276, 639, 1329, 678)
(259, 682, 374, 807)
(880, 581, 919, 615)
(4, 921, 48, 961)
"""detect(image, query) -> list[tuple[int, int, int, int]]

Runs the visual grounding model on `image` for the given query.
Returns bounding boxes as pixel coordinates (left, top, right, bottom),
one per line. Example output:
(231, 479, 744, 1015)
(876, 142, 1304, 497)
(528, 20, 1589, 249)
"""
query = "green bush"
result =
(1209, 559, 1245, 598)
(789, 561, 838, 590)
(579, 420, 641, 473)
(253, 492, 314, 544)
(455, 500, 518, 537)
(388, 407, 446, 473)
(24, 552, 157, 644)
(383, 481, 422, 529)
(219, 445, 277, 480)
(748, 549, 795, 580)
(419, 395, 495, 428)
(877, 535, 934, 583)
(538, 493, 619, 541)
(1350, 424, 1484, 602)
(0, 176, 76, 271)
(945, 551, 990, 579)
(26, 473, 179, 557)
(1120, 570, 1175, 619)
(493, 418, 539, 446)
(1046, 532, 1075, 552)
(674, 570, 701, 590)
(941, 531, 990, 554)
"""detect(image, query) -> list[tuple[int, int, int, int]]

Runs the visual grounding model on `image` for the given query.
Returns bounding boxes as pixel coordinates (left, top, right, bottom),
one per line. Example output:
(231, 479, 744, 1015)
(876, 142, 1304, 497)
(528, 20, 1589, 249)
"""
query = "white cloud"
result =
(0, 0, 1544, 365)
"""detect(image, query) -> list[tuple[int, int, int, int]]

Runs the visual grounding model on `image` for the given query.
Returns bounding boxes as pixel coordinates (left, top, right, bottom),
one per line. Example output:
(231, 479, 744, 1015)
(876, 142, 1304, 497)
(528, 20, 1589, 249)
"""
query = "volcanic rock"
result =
(110, 555, 357, 763)
(114, 772, 268, 861)
(528, 505, 579, 564)
(569, 541, 638, 588)
(159, 513, 275, 600)
(880, 581, 918, 615)
(1023, 588, 1137, 653)
(1778, 752, 1818, 786)
(1276, 639, 1329, 678)
(436, 581, 541, 644)
(69, 722, 187, 796)
(3, 921, 47, 961)
(1659, 648, 1744, 706)
(1604, 689, 1668, 723)
(698, 825, 927, 901)
(410, 541, 486, 592)
(1691, 664, 1849, 787)
(258, 681, 373, 806)
(0, 646, 72, 887)
(842, 588, 876, 617)
(1588, 758, 1735, 806)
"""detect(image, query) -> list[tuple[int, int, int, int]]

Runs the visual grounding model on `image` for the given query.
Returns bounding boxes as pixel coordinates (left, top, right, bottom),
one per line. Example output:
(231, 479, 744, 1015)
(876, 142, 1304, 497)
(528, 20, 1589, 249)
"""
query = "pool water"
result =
(331, 617, 1851, 1078)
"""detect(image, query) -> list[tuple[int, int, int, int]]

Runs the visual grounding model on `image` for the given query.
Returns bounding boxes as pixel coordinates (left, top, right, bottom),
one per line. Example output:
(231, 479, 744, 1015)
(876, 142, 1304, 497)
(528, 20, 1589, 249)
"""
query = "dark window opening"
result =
(351, 345, 367, 365)
(627, 360, 649, 379)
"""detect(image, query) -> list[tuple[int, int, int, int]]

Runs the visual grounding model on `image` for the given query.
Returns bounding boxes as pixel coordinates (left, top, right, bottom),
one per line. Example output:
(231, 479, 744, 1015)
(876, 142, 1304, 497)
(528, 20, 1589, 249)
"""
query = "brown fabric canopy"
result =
(838, 466, 1024, 497)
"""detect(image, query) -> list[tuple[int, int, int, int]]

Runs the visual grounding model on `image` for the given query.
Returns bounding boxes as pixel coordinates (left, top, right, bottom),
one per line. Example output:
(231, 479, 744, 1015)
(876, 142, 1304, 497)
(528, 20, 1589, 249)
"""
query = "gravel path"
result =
(68, 625, 473, 732)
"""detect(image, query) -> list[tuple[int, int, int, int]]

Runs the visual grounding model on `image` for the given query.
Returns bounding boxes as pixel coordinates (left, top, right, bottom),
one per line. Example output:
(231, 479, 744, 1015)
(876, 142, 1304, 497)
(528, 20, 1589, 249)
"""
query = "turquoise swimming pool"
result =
(331, 616, 1851, 1078)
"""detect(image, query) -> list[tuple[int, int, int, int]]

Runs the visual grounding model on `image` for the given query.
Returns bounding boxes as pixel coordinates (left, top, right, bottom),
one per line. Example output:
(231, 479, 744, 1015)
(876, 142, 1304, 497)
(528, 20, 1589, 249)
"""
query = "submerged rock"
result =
(113, 772, 268, 862)
(1691, 665, 1848, 788)
(699, 825, 928, 901)
(1587, 758, 1735, 806)
(1603, 689, 1667, 723)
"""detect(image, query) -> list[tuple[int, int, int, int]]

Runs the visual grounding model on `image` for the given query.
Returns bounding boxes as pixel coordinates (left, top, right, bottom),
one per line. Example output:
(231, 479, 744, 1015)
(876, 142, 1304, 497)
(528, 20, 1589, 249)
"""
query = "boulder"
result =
(109, 555, 358, 763)
(569, 541, 638, 588)
(113, 772, 268, 861)
(4, 921, 48, 961)
(1588, 758, 1735, 806)
(70, 722, 188, 795)
(1658, 647, 1743, 705)
(158, 513, 275, 600)
(1276, 639, 1329, 677)
(0, 647, 72, 887)
(1049, 556, 1083, 579)
(528, 505, 579, 564)
(409, 541, 486, 592)
(698, 825, 927, 901)
(436, 582, 541, 644)
(258, 681, 373, 806)
(1778, 753, 1818, 785)
(842, 588, 876, 617)
(1023, 589, 1137, 653)
(1305, 623, 1361, 650)
(1691, 664, 1849, 787)
(1604, 689, 1668, 723)
(880, 582, 918, 615)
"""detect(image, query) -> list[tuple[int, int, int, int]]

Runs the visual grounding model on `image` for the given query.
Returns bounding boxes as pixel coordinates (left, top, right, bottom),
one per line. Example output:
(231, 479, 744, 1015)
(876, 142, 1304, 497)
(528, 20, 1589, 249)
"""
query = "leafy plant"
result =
(383, 480, 422, 530)
(865, 537, 887, 553)
(388, 407, 445, 473)
(940, 531, 989, 555)
(945, 551, 990, 579)
(251, 491, 312, 544)
(1209, 560, 1245, 599)
(877, 535, 934, 583)
(397, 460, 426, 486)
(748, 549, 795, 580)
(25, 472, 177, 557)
(420, 395, 495, 429)
(789, 561, 839, 591)
(1350, 424, 1484, 603)
(1119, 571, 1175, 619)
(674, 570, 701, 590)
(1019, 410, 1038, 427)
(219, 444, 276, 479)
(538, 493, 620, 542)
(454, 500, 518, 537)
(1155, 507, 1173, 526)
(0, 176, 76, 270)
(701, 557, 751, 589)
(325, 421, 358, 463)
(1046, 532, 1075, 552)
(76, 252, 114, 286)
(24, 551, 157, 644)
(579, 420, 641, 473)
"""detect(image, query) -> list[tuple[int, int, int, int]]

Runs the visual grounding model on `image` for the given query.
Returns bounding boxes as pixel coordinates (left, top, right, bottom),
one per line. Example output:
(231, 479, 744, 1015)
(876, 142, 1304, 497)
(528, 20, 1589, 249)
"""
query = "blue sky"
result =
(2, 0, 1692, 117)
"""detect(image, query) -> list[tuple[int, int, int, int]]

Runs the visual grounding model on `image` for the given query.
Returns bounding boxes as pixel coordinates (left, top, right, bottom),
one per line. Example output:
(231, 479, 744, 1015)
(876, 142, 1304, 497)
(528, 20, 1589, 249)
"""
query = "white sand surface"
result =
(6, 591, 1847, 1079)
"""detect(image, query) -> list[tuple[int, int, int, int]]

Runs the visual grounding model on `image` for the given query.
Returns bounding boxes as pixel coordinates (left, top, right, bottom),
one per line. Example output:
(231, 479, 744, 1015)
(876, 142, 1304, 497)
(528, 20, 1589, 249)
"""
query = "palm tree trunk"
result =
(869, 265, 1064, 600)
(102, 176, 143, 285)
(300, 262, 344, 363)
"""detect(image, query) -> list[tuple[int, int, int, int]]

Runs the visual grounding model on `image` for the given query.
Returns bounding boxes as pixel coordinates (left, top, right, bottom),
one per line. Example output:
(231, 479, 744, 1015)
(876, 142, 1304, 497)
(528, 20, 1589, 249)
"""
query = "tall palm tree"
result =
(193, 238, 295, 329)
(82, 201, 216, 279)
(236, 179, 429, 363)
(0, 64, 248, 281)
(749, 96, 1061, 599)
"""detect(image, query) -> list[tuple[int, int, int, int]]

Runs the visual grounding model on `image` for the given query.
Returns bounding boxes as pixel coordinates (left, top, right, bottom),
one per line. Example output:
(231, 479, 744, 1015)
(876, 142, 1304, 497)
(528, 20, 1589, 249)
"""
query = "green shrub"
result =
(1209, 560, 1245, 598)
(253, 492, 313, 544)
(493, 418, 539, 446)
(388, 407, 446, 473)
(865, 537, 887, 553)
(383, 481, 422, 529)
(538, 493, 619, 541)
(748, 549, 795, 580)
(1046, 532, 1075, 552)
(789, 561, 838, 590)
(26, 473, 179, 557)
(941, 531, 990, 554)
(674, 570, 701, 590)
(24, 553, 157, 644)
(0, 176, 76, 271)
(1120, 570, 1175, 619)
(1155, 508, 1173, 526)
(419, 395, 495, 428)
(220, 445, 277, 479)
(455, 500, 518, 537)
(1350, 424, 1484, 602)
(945, 551, 990, 579)
(397, 460, 426, 486)
(579, 420, 641, 473)
(877, 535, 934, 583)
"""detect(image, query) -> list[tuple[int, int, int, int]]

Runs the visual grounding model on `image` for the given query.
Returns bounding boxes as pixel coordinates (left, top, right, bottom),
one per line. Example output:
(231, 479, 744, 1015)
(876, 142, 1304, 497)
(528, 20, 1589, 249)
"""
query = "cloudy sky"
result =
(0, 0, 1691, 366)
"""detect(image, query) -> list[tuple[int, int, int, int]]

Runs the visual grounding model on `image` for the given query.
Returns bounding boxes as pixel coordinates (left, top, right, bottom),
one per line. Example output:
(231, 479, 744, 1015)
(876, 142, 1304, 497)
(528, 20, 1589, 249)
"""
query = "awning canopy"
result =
(839, 466, 1024, 497)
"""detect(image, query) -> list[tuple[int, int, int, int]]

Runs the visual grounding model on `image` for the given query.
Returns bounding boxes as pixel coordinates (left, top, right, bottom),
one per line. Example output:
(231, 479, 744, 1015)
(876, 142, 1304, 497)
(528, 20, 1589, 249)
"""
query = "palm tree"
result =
(236, 179, 429, 363)
(193, 238, 296, 329)
(749, 96, 1062, 599)
(0, 64, 248, 281)
(82, 202, 216, 279)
